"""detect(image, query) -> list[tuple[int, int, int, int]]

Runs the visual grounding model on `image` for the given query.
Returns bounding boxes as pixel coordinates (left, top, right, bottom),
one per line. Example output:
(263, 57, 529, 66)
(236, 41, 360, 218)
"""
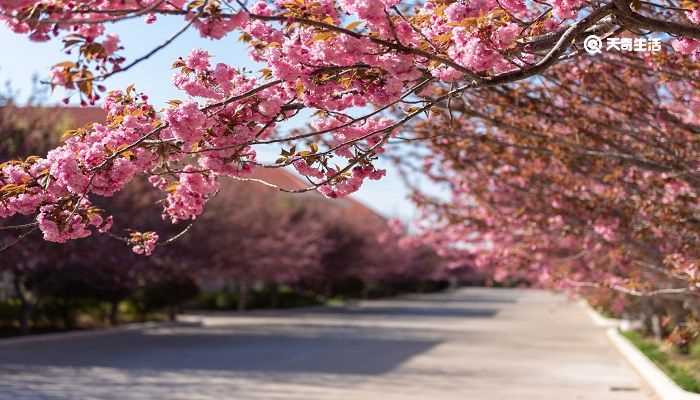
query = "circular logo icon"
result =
(584, 35, 603, 55)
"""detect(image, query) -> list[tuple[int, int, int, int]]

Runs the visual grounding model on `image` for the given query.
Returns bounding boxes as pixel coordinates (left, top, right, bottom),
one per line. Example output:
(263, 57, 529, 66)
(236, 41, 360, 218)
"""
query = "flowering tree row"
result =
(1, 0, 700, 251)
(1, 101, 452, 331)
(406, 47, 698, 300)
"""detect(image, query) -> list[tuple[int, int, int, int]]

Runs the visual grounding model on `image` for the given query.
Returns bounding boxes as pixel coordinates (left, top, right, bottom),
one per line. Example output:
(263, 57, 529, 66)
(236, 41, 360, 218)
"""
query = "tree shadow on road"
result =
(312, 306, 499, 318)
(0, 324, 443, 375)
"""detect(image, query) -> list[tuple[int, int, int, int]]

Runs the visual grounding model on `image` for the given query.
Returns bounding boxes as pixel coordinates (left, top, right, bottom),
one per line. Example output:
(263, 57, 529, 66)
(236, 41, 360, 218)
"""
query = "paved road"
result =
(0, 288, 654, 400)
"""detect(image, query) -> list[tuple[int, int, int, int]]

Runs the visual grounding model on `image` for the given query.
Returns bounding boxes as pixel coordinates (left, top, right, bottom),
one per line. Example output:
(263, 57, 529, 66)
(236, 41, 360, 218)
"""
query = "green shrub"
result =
(190, 286, 322, 311)
(130, 275, 200, 319)
(190, 291, 237, 310)
(690, 341, 700, 360)
(0, 299, 20, 324)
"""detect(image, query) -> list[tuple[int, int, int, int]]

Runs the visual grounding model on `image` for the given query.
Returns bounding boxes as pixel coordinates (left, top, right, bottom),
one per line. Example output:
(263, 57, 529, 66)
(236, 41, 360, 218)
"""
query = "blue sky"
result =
(0, 16, 444, 221)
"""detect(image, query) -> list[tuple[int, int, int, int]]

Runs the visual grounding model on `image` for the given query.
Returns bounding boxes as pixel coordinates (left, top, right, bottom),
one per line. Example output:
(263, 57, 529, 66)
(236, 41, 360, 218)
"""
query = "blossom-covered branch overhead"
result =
(0, 0, 699, 253)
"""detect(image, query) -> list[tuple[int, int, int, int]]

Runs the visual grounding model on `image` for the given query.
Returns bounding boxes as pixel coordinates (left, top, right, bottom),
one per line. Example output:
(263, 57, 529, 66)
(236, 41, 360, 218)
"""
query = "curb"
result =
(607, 328, 700, 400)
(0, 321, 191, 346)
(579, 299, 700, 399)
(578, 300, 623, 328)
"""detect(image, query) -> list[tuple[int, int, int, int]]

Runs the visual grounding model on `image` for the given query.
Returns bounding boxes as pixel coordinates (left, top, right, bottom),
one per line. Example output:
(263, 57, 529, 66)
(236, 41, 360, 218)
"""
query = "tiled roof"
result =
(15, 106, 108, 128)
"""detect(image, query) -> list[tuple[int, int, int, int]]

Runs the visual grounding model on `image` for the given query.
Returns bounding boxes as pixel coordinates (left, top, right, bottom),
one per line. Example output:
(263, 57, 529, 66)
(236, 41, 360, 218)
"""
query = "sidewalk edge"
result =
(0, 321, 188, 346)
(578, 299, 623, 328)
(606, 328, 700, 400)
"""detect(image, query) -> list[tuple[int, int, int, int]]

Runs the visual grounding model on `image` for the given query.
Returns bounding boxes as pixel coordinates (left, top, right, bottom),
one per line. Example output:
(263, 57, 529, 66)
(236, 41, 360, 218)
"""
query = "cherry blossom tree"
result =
(0, 98, 195, 329)
(2, 0, 699, 337)
(403, 50, 698, 304)
(1, 0, 700, 253)
(173, 181, 327, 309)
(0, 100, 74, 332)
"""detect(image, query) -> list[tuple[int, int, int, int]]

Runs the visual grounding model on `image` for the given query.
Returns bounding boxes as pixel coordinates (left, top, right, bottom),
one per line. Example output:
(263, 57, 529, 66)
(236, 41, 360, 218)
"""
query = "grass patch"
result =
(622, 330, 700, 393)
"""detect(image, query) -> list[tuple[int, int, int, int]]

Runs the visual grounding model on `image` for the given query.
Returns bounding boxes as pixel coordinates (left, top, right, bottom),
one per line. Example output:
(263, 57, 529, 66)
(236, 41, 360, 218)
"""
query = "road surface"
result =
(0, 288, 654, 399)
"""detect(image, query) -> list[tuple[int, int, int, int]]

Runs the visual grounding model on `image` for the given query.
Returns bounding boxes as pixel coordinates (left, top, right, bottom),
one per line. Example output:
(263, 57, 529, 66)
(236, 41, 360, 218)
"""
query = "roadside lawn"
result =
(622, 330, 700, 393)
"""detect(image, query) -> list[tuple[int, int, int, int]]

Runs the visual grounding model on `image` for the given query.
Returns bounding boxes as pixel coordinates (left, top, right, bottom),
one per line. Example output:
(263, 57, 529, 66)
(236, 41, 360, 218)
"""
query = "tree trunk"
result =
(13, 274, 31, 335)
(417, 282, 425, 294)
(168, 306, 177, 322)
(650, 314, 662, 339)
(361, 284, 370, 300)
(640, 297, 655, 337)
(62, 301, 74, 330)
(323, 283, 333, 300)
(108, 300, 120, 326)
(270, 284, 279, 309)
(238, 281, 249, 311)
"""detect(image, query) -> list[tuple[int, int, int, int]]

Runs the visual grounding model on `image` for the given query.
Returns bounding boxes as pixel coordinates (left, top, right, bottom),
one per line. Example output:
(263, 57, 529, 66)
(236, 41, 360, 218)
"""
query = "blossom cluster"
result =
(0, 47, 396, 251)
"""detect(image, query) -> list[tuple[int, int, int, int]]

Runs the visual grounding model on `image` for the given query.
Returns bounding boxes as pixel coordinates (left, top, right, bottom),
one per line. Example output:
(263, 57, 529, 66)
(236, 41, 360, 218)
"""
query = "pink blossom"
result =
(36, 202, 104, 243)
(47, 148, 89, 194)
(500, 0, 526, 13)
(492, 23, 520, 49)
(451, 30, 498, 72)
(445, 3, 468, 22)
(102, 34, 120, 56)
(193, 11, 249, 39)
(130, 231, 159, 255)
(672, 38, 700, 55)
(186, 49, 211, 72)
(293, 159, 324, 179)
(164, 102, 207, 146)
(688, 8, 700, 24)
(593, 218, 619, 242)
(258, 98, 282, 117)
(551, 0, 584, 19)
(163, 166, 219, 222)
(49, 67, 70, 86)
